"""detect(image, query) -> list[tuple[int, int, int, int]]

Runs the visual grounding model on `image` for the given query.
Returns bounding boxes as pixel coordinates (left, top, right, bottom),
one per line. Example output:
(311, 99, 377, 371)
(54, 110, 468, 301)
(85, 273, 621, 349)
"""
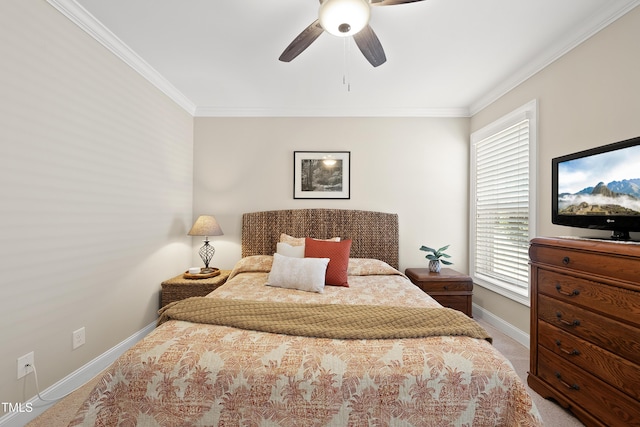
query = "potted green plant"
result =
(420, 244, 453, 273)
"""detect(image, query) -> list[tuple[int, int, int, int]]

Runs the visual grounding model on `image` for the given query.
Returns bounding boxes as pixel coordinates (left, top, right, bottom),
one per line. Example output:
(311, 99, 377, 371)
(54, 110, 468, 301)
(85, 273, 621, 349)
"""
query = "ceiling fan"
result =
(279, 0, 426, 67)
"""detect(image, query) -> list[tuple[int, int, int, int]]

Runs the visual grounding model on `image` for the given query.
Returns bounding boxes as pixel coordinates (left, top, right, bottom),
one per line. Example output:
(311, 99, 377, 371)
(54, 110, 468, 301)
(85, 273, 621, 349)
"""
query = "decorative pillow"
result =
(304, 238, 352, 287)
(347, 258, 401, 276)
(228, 255, 273, 280)
(276, 242, 305, 258)
(266, 253, 329, 293)
(279, 233, 340, 246)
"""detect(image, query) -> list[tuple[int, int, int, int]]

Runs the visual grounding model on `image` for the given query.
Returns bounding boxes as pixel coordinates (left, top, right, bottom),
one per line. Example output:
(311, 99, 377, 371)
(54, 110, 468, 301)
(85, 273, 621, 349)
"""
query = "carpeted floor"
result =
(27, 319, 584, 426)
(25, 372, 103, 427)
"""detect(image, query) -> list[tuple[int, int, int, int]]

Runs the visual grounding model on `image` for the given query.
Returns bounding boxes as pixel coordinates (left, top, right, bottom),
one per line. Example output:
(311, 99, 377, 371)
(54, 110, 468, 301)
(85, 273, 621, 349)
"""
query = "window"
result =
(470, 100, 537, 305)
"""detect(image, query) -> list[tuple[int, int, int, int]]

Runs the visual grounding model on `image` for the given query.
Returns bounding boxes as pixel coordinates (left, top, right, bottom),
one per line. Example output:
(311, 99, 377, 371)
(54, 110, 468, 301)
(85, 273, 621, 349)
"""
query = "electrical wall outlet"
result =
(17, 352, 34, 379)
(72, 327, 85, 349)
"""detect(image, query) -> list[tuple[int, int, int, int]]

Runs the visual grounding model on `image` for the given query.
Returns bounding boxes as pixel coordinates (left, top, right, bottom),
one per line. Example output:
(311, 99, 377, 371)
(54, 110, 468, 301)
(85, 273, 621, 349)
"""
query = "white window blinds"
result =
(473, 119, 530, 294)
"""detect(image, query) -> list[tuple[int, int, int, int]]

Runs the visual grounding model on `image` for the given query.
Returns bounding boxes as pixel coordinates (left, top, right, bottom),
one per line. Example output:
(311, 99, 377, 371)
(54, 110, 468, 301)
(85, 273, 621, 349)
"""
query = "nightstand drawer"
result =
(431, 295, 472, 314)
(413, 281, 472, 293)
(405, 268, 473, 317)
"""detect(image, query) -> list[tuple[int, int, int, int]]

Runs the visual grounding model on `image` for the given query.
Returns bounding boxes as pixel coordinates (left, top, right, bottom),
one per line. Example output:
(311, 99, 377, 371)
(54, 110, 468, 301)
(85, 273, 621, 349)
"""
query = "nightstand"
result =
(160, 270, 231, 307)
(404, 268, 473, 317)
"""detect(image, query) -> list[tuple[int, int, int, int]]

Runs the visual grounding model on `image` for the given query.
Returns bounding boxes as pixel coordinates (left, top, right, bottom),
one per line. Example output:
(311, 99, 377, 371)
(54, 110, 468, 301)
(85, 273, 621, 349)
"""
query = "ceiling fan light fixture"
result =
(319, 0, 370, 38)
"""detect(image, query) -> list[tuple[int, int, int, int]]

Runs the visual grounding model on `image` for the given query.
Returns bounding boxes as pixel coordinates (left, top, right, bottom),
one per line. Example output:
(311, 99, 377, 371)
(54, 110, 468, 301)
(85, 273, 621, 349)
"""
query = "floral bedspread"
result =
(69, 257, 543, 426)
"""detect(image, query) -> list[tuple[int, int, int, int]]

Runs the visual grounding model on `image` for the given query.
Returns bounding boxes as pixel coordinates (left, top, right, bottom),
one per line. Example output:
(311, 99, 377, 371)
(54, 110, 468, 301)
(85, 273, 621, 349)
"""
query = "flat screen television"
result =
(552, 135, 640, 241)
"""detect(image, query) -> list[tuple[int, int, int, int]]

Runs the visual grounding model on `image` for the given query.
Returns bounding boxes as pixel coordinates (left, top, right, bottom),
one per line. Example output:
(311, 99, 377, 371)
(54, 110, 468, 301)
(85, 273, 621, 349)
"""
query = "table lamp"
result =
(188, 215, 223, 273)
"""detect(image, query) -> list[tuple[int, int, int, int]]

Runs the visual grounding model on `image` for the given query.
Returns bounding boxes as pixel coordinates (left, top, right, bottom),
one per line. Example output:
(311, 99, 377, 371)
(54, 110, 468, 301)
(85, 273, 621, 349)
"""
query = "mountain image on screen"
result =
(559, 179, 640, 216)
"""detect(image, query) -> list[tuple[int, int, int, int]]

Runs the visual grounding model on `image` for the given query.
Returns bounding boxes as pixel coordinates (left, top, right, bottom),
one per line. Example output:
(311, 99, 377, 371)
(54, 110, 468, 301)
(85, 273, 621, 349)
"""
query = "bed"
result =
(69, 209, 543, 426)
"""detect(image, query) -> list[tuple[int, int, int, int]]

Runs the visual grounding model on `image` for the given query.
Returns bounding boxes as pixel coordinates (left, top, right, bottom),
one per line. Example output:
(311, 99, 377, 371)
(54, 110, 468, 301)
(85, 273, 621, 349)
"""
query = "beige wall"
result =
(0, 0, 194, 411)
(470, 6, 640, 332)
(193, 117, 471, 273)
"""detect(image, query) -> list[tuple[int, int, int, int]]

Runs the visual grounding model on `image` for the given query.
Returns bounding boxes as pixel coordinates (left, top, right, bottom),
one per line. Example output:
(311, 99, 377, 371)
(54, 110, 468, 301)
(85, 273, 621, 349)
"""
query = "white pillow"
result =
(267, 253, 329, 293)
(276, 242, 305, 258)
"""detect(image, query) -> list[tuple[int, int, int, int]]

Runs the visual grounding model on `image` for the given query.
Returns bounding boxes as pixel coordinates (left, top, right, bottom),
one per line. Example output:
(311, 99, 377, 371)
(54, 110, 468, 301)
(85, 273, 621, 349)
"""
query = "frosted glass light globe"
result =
(319, 0, 371, 37)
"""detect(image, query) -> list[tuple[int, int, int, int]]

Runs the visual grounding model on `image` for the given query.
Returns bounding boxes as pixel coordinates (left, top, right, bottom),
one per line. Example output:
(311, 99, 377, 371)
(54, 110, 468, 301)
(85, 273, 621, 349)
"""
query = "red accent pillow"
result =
(304, 238, 352, 287)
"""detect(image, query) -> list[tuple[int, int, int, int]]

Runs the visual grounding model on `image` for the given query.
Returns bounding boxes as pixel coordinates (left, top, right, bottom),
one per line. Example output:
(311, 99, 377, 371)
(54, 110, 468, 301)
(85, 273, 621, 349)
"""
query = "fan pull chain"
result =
(343, 38, 351, 92)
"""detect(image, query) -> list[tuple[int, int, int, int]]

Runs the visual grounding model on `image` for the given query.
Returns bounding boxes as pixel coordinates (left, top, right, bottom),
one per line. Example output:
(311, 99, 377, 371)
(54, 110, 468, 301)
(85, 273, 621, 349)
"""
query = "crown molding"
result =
(44, 0, 468, 118)
(469, 0, 640, 116)
(194, 106, 470, 118)
(47, 0, 639, 119)
(46, 0, 197, 116)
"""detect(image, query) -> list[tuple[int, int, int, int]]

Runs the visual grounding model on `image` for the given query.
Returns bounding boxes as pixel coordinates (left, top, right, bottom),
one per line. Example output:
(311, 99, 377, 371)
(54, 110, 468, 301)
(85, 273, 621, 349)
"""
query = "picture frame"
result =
(293, 151, 350, 199)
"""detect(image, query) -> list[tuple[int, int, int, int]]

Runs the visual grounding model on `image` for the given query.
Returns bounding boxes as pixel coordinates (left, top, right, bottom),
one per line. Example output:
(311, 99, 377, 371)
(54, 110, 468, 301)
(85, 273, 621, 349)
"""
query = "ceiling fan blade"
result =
(353, 25, 386, 67)
(371, 0, 426, 5)
(279, 20, 324, 62)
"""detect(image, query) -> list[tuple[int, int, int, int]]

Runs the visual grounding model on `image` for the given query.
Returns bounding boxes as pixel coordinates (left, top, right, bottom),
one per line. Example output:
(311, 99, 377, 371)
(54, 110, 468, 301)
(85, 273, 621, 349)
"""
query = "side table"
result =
(161, 269, 231, 307)
(404, 267, 473, 317)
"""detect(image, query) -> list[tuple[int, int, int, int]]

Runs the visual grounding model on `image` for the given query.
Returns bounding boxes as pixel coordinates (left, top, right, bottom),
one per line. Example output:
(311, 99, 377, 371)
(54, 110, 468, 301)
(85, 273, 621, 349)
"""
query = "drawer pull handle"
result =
(556, 312, 580, 327)
(443, 285, 449, 290)
(555, 372, 580, 390)
(562, 256, 570, 265)
(555, 340, 580, 356)
(555, 284, 580, 297)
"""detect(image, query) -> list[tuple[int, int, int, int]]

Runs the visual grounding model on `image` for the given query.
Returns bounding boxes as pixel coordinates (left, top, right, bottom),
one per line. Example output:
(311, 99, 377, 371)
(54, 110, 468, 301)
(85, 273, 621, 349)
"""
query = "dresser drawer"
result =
(537, 294, 640, 365)
(537, 269, 640, 326)
(529, 244, 640, 284)
(537, 320, 640, 400)
(537, 347, 640, 426)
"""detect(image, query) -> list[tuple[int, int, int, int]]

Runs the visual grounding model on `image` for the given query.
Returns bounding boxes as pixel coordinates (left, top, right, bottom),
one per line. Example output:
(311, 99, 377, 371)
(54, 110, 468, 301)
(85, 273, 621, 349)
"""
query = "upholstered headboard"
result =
(242, 209, 399, 269)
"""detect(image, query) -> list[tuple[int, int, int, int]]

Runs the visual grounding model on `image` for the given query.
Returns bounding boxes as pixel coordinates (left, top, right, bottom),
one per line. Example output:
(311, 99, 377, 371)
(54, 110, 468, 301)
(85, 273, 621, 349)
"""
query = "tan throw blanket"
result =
(158, 297, 492, 343)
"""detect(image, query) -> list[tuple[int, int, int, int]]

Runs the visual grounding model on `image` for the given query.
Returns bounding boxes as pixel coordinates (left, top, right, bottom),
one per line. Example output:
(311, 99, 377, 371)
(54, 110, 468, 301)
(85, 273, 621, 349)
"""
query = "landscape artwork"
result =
(558, 145, 640, 216)
(293, 151, 350, 199)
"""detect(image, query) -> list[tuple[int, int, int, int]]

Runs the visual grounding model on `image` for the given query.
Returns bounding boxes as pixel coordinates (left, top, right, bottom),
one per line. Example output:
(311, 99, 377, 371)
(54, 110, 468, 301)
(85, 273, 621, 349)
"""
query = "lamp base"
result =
(198, 239, 216, 271)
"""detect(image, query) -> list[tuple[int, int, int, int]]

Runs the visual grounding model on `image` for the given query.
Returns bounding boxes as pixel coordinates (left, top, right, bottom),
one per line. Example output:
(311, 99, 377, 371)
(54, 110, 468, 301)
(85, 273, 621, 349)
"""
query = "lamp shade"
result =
(188, 215, 224, 237)
(319, 0, 370, 37)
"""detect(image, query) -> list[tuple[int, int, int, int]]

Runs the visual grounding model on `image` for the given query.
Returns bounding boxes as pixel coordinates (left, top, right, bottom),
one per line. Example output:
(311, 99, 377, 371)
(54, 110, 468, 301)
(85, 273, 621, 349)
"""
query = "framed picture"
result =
(294, 151, 350, 199)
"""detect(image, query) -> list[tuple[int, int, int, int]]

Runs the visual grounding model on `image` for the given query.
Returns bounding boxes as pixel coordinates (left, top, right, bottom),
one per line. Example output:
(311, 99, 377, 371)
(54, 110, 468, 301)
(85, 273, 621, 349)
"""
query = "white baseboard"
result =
(0, 321, 155, 427)
(472, 303, 530, 349)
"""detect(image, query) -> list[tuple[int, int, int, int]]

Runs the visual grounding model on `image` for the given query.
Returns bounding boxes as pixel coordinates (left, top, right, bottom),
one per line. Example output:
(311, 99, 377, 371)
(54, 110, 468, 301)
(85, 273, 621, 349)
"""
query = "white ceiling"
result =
(52, 0, 639, 117)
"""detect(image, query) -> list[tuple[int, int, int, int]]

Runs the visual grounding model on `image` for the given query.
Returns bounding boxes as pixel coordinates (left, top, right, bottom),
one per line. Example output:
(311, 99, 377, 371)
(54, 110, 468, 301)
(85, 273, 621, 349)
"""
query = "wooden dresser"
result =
(528, 237, 640, 427)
